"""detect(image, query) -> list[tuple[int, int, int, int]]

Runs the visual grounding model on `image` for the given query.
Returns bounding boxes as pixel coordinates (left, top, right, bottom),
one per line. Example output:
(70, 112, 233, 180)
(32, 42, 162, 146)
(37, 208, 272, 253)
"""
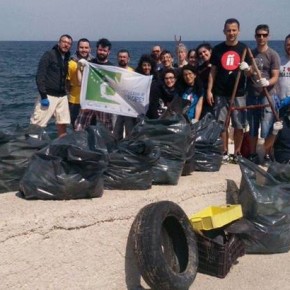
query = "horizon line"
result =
(0, 39, 284, 42)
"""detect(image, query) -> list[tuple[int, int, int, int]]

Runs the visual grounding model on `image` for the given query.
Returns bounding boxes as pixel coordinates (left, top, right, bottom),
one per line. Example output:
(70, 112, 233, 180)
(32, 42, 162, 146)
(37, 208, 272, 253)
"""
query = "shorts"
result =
(213, 95, 247, 130)
(30, 95, 71, 127)
(247, 95, 276, 138)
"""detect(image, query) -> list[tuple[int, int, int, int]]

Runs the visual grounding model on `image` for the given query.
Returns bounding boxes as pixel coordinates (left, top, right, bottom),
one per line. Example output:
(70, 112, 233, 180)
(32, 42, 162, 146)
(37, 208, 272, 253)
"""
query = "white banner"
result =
(80, 63, 152, 117)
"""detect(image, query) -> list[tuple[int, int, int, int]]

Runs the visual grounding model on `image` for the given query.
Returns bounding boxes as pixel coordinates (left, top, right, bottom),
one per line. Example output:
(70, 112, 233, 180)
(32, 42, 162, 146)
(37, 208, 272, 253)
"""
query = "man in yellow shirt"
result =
(67, 38, 93, 129)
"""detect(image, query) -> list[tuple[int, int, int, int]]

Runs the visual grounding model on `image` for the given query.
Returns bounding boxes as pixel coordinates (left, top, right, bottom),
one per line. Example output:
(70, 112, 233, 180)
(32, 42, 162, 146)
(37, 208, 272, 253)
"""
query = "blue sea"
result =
(0, 40, 285, 136)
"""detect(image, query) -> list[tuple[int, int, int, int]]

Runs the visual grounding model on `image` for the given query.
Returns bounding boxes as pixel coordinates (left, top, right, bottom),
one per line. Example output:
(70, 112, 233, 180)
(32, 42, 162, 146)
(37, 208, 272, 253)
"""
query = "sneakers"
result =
(222, 152, 230, 164)
(222, 153, 240, 164)
(229, 154, 241, 164)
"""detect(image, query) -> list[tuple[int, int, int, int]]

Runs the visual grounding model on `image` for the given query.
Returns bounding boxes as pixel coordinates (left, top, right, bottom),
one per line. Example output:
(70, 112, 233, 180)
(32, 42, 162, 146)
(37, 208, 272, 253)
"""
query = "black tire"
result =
(131, 201, 198, 290)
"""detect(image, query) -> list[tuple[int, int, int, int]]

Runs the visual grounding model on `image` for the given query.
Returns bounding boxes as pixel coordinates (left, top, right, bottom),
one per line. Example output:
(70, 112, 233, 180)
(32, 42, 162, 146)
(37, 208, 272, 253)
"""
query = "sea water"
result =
(0, 40, 285, 136)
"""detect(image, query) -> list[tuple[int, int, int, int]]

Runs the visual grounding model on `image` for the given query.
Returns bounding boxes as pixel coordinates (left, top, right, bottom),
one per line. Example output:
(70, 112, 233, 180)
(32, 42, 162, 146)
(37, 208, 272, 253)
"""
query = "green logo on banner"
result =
(85, 66, 121, 104)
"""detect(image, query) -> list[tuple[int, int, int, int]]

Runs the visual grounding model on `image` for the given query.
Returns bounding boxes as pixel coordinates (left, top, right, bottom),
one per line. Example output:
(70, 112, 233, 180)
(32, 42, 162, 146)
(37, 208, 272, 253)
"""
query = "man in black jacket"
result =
(30, 34, 73, 137)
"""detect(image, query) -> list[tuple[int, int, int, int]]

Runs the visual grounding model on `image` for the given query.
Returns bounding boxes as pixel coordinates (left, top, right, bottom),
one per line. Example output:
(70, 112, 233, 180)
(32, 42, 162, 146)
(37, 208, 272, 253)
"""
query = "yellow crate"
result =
(189, 205, 243, 231)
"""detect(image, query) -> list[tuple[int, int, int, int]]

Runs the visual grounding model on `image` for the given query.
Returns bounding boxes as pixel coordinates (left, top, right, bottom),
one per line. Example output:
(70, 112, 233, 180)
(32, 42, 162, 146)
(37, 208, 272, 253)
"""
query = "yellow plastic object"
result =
(189, 205, 243, 231)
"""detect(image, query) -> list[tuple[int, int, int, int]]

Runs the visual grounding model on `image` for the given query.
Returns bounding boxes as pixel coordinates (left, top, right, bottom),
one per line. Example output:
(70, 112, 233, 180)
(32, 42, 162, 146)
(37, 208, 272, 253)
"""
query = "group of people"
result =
(29, 17, 290, 165)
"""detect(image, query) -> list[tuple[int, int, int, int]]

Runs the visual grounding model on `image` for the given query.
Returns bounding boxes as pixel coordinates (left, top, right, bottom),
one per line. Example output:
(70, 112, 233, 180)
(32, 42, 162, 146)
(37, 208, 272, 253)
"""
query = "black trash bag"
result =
(104, 139, 160, 190)
(267, 162, 290, 183)
(86, 123, 118, 153)
(19, 129, 108, 200)
(0, 124, 51, 193)
(225, 215, 290, 254)
(235, 157, 290, 253)
(131, 112, 191, 185)
(181, 124, 196, 176)
(166, 97, 197, 176)
(239, 157, 290, 217)
(192, 113, 223, 172)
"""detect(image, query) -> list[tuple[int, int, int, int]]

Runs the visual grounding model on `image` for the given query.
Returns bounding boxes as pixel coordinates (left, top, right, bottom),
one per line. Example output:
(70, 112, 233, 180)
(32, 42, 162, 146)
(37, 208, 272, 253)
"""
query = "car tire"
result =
(131, 200, 198, 290)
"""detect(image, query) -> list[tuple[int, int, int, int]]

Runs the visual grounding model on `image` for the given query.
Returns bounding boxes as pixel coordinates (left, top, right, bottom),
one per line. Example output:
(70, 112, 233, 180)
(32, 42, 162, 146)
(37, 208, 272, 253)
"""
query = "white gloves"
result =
(272, 121, 283, 135)
(191, 119, 198, 124)
(258, 78, 270, 87)
(239, 61, 250, 72)
(78, 59, 89, 69)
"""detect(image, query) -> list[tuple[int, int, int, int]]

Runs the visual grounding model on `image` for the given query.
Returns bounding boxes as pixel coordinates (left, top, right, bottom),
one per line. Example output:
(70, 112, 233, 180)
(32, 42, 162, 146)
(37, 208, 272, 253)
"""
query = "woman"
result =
(135, 54, 157, 78)
(179, 64, 204, 123)
(135, 54, 161, 119)
(196, 43, 213, 118)
(147, 67, 180, 119)
(176, 44, 188, 67)
(187, 48, 197, 67)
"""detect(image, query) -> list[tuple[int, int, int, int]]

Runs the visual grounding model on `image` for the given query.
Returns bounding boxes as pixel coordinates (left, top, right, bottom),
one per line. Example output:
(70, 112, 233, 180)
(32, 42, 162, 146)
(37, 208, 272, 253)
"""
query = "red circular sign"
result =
(221, 51, 241, 71)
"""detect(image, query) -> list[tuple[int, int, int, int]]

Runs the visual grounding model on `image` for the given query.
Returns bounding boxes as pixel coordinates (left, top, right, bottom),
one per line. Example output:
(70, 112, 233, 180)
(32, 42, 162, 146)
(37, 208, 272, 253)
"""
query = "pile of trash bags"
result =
(0, 112, 224, 200)
(130, 113, 191, 185)
(0, 125, 50, 193)
(226, 157, 290, 254)
(19, 128, 108, 200)
(191, 113, 223, 172)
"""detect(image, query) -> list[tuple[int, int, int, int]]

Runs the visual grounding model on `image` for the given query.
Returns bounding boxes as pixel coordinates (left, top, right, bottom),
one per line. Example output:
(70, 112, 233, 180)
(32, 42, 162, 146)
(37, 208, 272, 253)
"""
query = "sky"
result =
(0, 0, 289, 41)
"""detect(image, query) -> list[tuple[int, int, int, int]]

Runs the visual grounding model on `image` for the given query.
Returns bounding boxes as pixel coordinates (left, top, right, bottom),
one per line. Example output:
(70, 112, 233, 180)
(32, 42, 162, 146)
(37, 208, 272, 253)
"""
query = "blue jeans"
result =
(247, 95, 276, 138)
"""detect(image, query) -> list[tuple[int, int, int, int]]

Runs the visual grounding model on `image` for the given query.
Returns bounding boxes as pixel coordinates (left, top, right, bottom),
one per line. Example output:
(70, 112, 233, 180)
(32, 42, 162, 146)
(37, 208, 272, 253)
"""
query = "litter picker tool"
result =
(247, 48, 279, 121)
(224, 48, 247, 130)
(174, 35, 182, 67)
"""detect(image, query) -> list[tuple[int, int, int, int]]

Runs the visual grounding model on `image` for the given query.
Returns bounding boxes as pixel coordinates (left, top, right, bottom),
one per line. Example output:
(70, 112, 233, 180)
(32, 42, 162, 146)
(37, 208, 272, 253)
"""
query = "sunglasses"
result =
(256, 33, 269, 38)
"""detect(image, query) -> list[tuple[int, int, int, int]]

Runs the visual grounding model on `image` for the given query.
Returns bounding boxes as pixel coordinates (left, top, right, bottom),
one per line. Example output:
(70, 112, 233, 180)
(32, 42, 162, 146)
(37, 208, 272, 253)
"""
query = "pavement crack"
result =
(0, 215, 134, 244)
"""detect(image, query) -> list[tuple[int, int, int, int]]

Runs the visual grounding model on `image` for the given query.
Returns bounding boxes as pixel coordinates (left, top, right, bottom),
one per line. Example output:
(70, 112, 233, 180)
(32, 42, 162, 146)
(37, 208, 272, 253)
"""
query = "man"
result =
(246, 24, 280, 166)
(30, 34, 73, 137)
(268, 112, 288, 164)
(76, 38, 114, 131)
(113, 49, 137, 140)
(151, 45, 162, 71)
(207, 18, 251, 163)
(264, 34, 290, 164)
(160, 50, 174, 70)
(278, 34, 290, 101)
(67, 38, 93, 129)
(158, 50, 176, 79)
(117, 49, 134, 72)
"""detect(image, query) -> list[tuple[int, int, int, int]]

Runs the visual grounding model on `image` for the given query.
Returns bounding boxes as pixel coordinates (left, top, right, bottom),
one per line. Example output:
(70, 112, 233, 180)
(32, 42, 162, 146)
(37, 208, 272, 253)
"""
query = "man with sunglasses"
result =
(151, 45, 162, 71)
(246, 24, 280, 166)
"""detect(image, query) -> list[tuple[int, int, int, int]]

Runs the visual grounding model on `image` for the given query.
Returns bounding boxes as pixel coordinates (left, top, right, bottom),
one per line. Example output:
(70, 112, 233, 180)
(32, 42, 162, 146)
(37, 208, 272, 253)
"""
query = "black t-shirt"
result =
(211, 41, 250, 97)
(91, 58, 113, 66)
